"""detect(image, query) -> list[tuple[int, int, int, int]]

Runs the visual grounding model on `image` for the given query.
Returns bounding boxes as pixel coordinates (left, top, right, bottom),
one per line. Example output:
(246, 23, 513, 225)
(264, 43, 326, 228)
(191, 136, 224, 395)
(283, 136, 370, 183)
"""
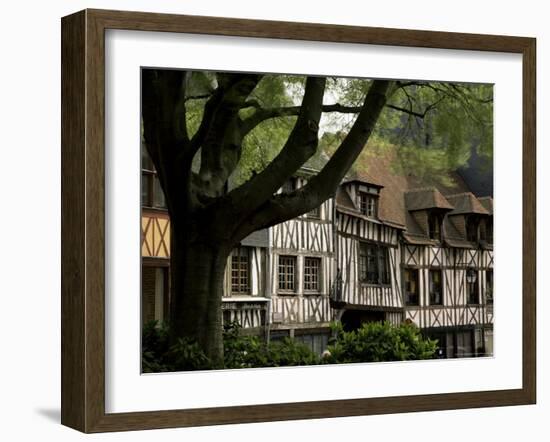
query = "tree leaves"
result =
(178, 70, 493, 192)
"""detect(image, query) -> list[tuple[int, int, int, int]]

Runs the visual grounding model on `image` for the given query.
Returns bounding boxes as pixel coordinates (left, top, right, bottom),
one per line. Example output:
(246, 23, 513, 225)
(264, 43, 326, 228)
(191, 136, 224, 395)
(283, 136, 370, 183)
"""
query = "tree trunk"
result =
(168, 221, 231, 366)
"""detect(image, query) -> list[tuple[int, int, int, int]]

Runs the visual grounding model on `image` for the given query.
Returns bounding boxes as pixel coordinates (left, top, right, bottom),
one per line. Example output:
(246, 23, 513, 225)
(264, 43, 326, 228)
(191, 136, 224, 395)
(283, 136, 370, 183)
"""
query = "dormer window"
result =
(428, 212, 443, 241)
(359, 192, 378, 218)
(466, 216, 479, 242)
(479, 218, 493, 244)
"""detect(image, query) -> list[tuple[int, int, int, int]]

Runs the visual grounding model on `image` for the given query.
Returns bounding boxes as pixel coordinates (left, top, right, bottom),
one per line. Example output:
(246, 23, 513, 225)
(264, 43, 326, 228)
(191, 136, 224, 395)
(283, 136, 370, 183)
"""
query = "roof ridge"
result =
(405, 186, 440, 194)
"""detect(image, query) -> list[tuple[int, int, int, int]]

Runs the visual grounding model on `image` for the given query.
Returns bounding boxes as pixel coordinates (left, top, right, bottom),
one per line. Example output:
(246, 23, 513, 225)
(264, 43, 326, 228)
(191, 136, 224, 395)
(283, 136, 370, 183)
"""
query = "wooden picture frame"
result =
(61, 8, 536, 433)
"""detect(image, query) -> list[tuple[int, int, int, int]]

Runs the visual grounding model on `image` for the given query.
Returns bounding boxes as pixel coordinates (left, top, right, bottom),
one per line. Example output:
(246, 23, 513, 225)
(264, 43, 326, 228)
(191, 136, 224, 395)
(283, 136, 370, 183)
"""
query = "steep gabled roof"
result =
(478, 196, 494, 215)
(339, 146, 471, 228)
(446, 192, 490, 215)
(333, 145, 492, 247)
(404, 187, 454, 211)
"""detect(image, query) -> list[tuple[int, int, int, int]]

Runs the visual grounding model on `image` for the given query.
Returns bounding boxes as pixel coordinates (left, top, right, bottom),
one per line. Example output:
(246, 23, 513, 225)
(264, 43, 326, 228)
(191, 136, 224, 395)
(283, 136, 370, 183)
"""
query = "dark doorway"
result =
(340, 309, 385, 332)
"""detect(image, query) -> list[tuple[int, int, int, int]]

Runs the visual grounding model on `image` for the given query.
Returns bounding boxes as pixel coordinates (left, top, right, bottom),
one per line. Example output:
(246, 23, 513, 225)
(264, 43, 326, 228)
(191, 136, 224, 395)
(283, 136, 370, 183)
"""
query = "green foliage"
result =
(180, 70, 493, 191)
(142, 320, 172, 373)
(142, 320, 320, 372)
(222, 321, 319, 368)
(222, 321, 271, 368)
(142, 320, 437, 372)
(381, 82, 493, 183)
(168, 337, 213, 371)
(323, 321, 437, 364)
(264, 338, 320, 367)
(142, 320, 212, 372)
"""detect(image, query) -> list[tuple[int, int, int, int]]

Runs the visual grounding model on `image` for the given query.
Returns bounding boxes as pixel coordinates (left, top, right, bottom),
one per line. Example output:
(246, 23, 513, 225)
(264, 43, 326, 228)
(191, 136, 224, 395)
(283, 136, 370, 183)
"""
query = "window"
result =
(404, 268, 419, 306)
(487, 219, 493, 243)
(141, 266, 169, 325)
(466, 216, 478, 242)
(307, 206, 321, 219)
(359, 192, 377, 217)
(304, 257, 321, 292)
(480, 218, 493, 244)
(466, 268, 479, 304)
(278, 255, 296, 291)
(486, 270, 494, 305)
(429, 269, 443, 305)
(231, 247, 250, 294)
(359, 243, 390, 285)
(428, 213, 443, 241)
(141, 143, 167, 209)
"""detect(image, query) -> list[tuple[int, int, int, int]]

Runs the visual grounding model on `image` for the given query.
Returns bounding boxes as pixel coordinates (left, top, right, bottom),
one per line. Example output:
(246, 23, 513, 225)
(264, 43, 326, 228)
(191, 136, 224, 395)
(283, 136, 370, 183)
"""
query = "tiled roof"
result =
(404, 187, 454, 211)
(446, 193, 490, 215)
(339, 147, 471, 227)
(333, 145, 492, 247)
(478, 196, 493, 215)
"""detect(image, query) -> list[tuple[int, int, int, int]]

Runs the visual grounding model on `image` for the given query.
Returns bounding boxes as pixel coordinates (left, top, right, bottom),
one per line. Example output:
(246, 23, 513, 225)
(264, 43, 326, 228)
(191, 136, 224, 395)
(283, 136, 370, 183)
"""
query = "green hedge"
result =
(141, 320, 437, 373)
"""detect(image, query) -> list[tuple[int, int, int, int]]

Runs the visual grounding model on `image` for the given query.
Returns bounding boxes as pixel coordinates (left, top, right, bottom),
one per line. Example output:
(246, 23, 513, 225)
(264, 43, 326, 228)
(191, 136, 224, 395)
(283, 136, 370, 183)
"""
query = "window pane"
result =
(307, 206, 320, 219)
(467, 270, 479, 304)
(486, 270, 494, 304)
(405, 268, 419, 306)
(141, 142, 154, 170)
(278, 256, 296, 291)
(366, 244, 377, 283)
(141, 173, 152, 206)
(378, 247, 390, 284)
(429, 269, 443, 305)
(153, 176, 166, 208)
(429, 214, 441, 240)
(231, 247, 250, 294)
(359, 192, 377, 218)
(304, 257, 321, 291)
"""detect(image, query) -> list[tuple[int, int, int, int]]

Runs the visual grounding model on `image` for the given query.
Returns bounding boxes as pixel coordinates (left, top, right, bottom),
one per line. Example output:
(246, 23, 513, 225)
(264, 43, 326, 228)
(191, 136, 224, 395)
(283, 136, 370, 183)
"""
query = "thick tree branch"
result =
(240, 103, 360, 136)
(224, 76, 327, 219)
(141, 69, 190, 214)
(233, 80, 393, 240)
(240, 98, 438, 137)
(193, 74, 263, 200)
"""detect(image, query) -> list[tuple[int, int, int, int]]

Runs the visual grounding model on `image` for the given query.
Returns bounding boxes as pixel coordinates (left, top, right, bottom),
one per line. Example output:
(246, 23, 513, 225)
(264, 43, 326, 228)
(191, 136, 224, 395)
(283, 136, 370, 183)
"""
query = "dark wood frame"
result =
(61, 8, 536, 433)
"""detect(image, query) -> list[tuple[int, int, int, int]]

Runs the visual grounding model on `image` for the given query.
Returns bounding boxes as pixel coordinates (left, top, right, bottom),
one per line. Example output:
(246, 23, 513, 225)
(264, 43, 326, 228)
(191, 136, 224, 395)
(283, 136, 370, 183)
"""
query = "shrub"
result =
(223, 321, 270, 368)
(141, 320, 437, 372)
(264, 337, 320, 367)
(323, 321, 437, 364)
(142, 320, 173, 373)
(166, 337, 212, 371)
(142, 320, 211, 372)
(223, 321, 320, 368)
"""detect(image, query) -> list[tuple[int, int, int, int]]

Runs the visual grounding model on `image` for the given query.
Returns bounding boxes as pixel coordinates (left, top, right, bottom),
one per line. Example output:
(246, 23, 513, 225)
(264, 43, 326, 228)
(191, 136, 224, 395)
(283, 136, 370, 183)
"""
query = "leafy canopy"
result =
(182, 72, 493, 189)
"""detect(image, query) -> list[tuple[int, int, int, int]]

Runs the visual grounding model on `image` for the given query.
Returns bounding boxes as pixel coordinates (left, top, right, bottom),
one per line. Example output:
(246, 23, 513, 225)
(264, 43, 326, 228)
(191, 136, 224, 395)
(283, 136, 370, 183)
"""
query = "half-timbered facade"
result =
(328, 152, 494, 358)
(268, 171, 335, 351)
(332, 181, 404, 328)
(141, 146, 493, 358)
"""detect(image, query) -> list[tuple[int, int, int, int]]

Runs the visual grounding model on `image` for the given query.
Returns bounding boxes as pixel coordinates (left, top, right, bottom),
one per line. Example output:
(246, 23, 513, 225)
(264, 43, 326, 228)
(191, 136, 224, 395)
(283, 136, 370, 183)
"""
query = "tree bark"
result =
(168, 219, 231, 366)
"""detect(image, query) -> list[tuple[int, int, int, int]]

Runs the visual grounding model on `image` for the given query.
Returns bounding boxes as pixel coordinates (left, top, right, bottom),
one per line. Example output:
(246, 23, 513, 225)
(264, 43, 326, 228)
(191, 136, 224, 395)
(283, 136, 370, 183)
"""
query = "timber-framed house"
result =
(141, 146, 493, 358)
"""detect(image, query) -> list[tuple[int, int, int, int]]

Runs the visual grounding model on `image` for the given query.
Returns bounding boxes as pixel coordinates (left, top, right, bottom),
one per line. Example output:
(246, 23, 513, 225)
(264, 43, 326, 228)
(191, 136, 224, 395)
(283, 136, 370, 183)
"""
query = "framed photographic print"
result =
(61, 9, 536, 433)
